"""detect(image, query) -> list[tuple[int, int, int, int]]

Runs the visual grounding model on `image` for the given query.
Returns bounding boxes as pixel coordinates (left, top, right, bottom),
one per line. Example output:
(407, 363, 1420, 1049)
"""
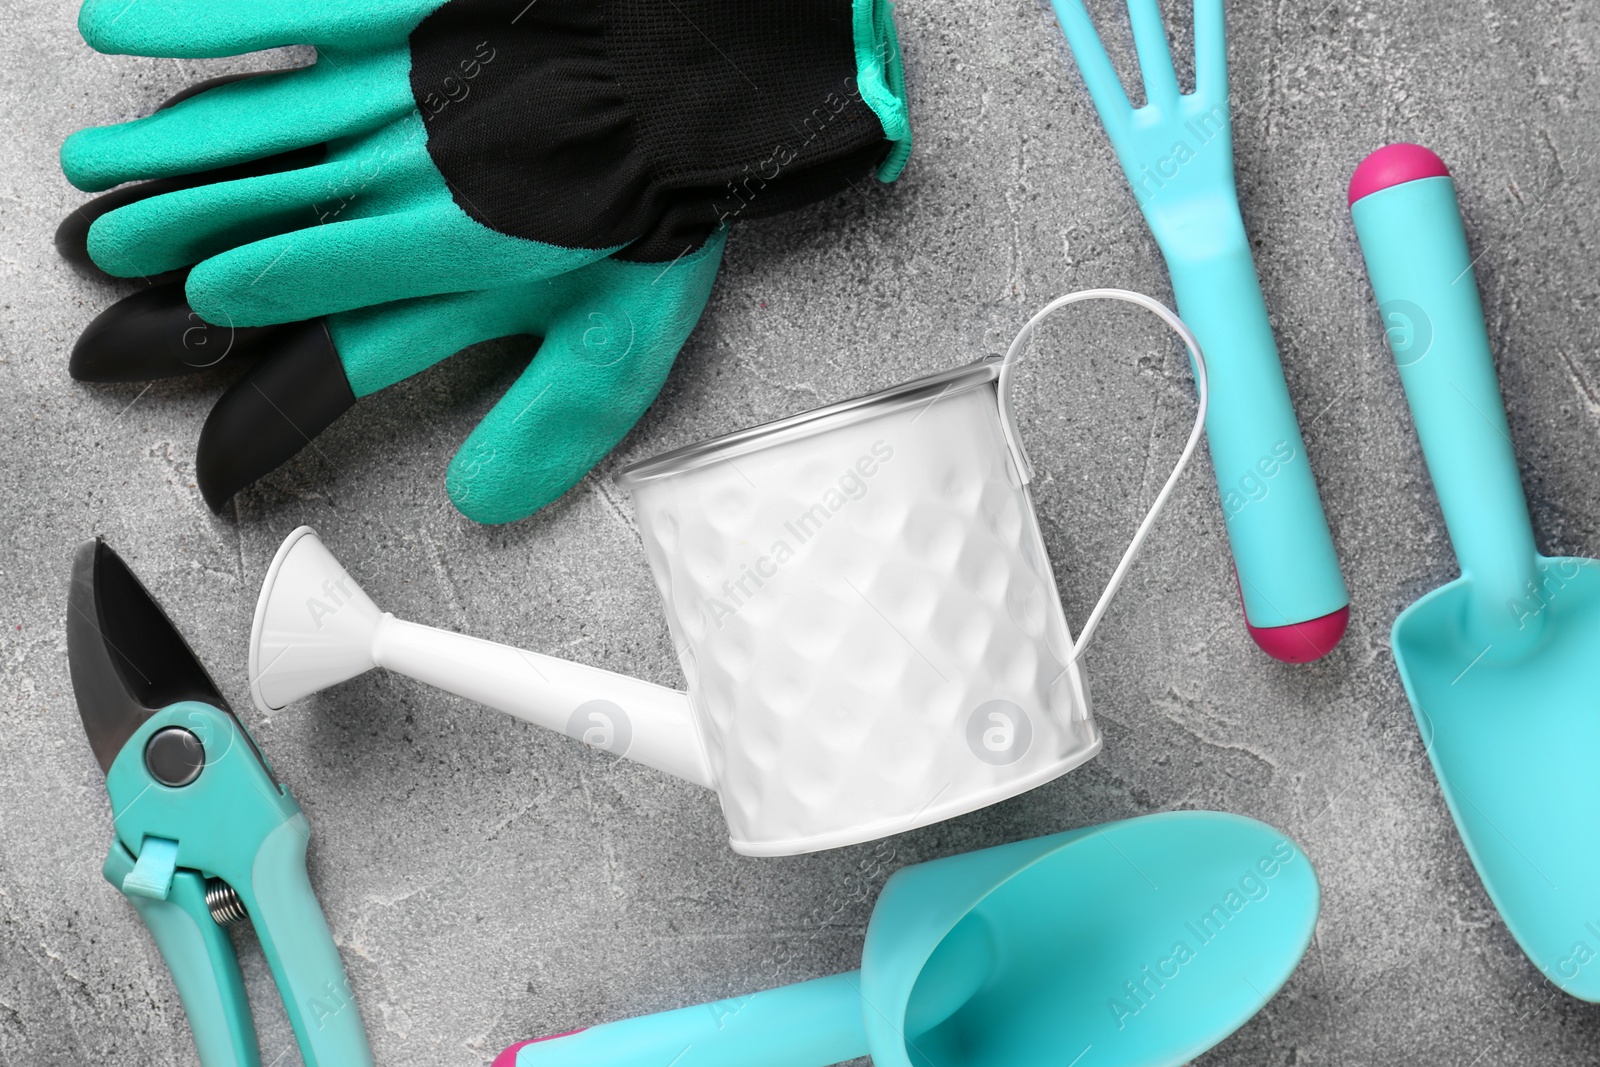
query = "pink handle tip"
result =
(1348, 144, 1451, 206)
(494, 1030, 586, 1067)
(1246, 606, 1350, 663)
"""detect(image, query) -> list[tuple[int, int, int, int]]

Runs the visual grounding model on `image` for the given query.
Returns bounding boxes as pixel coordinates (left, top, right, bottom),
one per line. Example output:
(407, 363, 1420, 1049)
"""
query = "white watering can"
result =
(249, 290, 1206, 855)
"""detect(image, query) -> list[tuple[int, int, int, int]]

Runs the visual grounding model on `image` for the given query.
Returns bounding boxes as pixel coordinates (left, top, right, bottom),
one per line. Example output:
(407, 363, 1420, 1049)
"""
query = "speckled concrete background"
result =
(4, 0, 1600, 1063)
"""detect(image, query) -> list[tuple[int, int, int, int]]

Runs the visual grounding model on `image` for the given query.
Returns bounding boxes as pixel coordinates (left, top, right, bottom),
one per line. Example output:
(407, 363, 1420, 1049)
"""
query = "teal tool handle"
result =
(1166, 238, 1349, 630)
(1350, 163, 1541, 643)
(102, 703, 374, 1067)
(240, 816, 375, 1067)
(1046, 0, 1348, 657)
(514, 971, 869, 1067)
(107, 845, 259, 1067)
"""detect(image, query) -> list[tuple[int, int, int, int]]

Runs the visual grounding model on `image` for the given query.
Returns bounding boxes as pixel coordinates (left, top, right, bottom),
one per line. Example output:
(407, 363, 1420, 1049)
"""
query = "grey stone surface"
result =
(4, 0, 1600, 1063)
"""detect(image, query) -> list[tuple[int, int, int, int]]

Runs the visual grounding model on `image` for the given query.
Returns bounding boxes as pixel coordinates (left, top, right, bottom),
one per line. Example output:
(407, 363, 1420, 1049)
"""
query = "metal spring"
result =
(205, 879, 249, 927)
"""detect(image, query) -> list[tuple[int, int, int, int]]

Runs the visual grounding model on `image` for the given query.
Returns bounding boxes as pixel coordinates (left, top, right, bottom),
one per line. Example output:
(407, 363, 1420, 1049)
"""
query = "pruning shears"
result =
(66, 538, 374, 1067)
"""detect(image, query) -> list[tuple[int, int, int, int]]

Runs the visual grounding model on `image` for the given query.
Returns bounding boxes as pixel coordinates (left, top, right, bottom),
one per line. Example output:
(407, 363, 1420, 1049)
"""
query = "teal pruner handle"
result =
(1349, 145, 1542, 646)
(1166, 237, 1350, 635)
(106, 844, 260, 1067)
(105, 702, 376, 1067)
(240, 815, 375, 1067)
(513, 971, 868, 1067)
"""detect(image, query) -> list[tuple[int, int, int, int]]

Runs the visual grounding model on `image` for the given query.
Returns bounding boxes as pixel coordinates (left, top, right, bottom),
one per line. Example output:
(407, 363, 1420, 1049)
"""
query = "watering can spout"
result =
(249, 528, 713, 789)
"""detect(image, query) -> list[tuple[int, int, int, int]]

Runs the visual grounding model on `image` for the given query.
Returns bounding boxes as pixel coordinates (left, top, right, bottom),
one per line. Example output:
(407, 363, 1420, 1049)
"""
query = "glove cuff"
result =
(855, 0, 911, 183)
(411, 0, 914, 262)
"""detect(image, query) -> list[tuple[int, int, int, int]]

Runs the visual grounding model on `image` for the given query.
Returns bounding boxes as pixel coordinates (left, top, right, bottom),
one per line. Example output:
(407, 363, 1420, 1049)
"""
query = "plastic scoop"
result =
(1352, 143, 1600, 1000)
(498, 811, 1320, 1067)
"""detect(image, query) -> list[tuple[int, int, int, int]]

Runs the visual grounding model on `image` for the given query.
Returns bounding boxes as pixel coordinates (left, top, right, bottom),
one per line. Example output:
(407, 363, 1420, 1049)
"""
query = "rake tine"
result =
(1193, 0, 1229, 101)
(1051, 0, 1135, 135)
(1126, 0, 1181, 107)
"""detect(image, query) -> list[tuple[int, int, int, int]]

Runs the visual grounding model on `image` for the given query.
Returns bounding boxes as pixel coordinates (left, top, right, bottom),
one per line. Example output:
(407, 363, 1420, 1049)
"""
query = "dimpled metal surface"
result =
(628, 375, 1099, 855)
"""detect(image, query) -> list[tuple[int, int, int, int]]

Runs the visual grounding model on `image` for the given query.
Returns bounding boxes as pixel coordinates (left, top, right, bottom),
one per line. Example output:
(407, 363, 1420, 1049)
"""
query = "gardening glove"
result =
(63, 199, 729, 524)
(59, 0, 911, 523)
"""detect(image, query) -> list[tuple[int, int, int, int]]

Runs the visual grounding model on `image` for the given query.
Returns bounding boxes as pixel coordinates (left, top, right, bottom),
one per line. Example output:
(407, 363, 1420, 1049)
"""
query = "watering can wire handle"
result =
(996, 288, 1209, 661)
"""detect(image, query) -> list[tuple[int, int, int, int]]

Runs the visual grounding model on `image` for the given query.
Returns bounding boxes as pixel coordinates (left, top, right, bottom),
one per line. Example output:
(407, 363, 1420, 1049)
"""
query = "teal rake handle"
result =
(1349, 146, 1543, 649)
(1050, 0, 1349, 661)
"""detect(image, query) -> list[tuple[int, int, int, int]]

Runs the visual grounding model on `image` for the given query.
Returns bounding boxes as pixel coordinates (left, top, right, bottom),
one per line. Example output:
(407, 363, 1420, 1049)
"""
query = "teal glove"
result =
(60, 0, 911, 523)
(344, 242, 726, 523)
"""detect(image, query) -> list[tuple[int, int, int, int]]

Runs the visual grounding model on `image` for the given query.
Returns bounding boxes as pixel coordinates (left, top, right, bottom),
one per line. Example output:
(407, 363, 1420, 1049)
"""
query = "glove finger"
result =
(79, 0, 439, 57)
(196, 283, 538, 508)
(195, 319, 353, 511)
(444, 234, 728, 524)
(62, 55, 410, 191)
(71, 281, 290, 381)
(159, 69, 287, 110)
(58, 144, 326, 274)
(84, 123, 430, 278)
(328, 286, 558, 399)
(186, 203, 611, 327)
(57, 70, 317, 271)
(195, 232, 723, 517)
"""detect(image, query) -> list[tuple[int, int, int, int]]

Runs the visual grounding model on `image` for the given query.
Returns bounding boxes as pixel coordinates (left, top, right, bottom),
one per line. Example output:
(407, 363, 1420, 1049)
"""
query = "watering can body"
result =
(252, 290, 1213, 856)
(619, 362, 1099, 854)
(252, 363, 1099, 856)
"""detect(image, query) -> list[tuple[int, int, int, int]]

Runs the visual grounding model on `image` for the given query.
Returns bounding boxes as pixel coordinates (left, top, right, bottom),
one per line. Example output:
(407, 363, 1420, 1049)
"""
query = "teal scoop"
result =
(1352, 143, 1600, 1001)
(502, 811, 1320, 1067)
